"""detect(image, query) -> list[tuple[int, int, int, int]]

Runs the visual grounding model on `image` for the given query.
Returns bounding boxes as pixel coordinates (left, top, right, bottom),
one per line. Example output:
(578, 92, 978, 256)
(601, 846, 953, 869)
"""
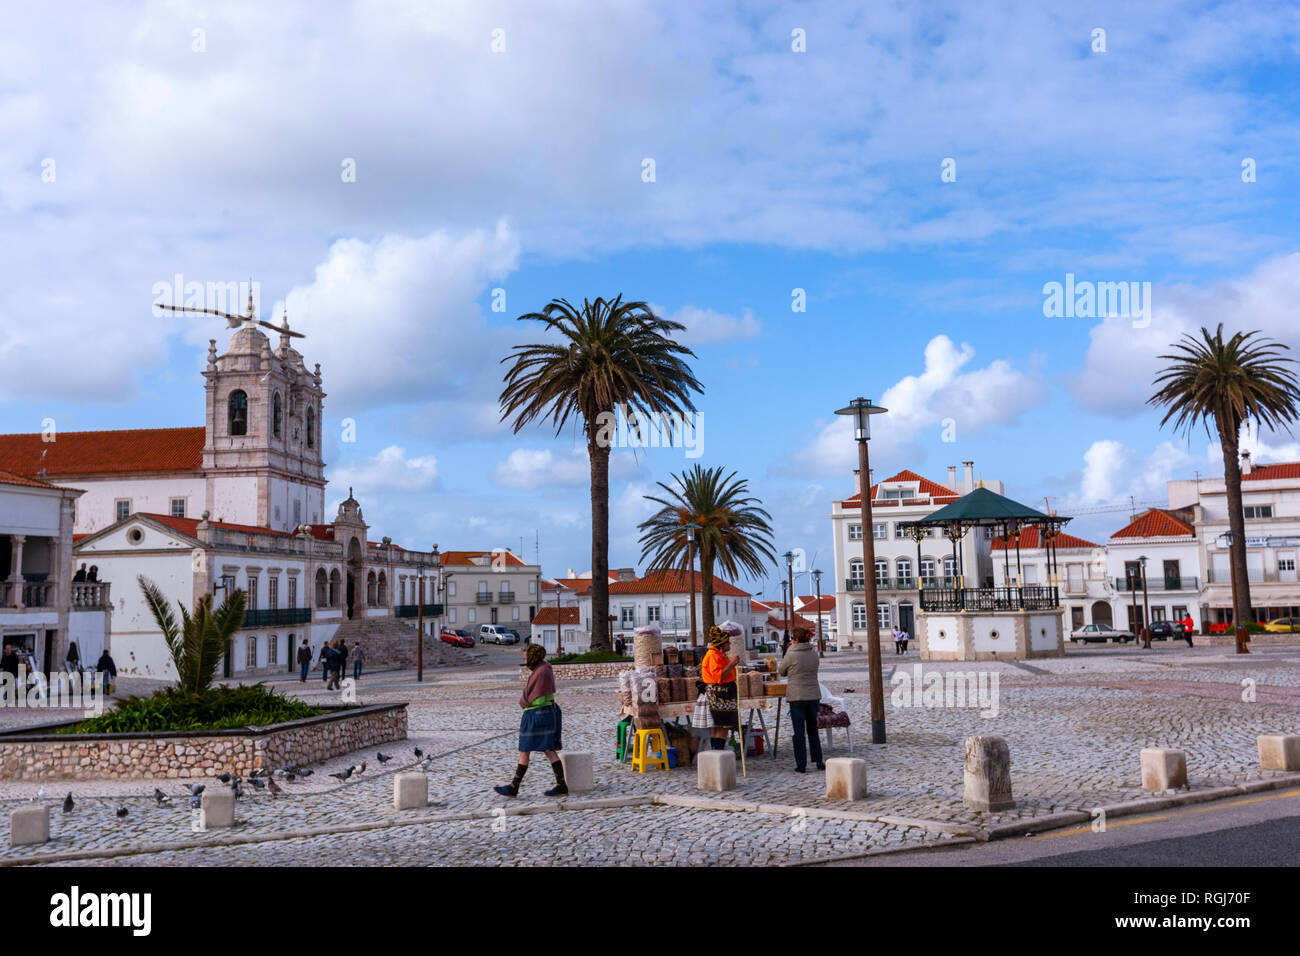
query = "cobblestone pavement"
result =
(3, 644, 1298, 866)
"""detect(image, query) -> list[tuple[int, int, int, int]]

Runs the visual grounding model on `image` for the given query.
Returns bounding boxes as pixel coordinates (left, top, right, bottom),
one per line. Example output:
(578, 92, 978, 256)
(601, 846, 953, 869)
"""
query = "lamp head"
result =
(835, 396, 888, 441)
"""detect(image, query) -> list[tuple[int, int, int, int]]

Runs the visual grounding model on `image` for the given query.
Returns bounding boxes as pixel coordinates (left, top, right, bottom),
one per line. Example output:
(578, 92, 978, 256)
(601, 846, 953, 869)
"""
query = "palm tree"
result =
(139, 575, 247, 694)
(1149, 324, 1300, 628)
(639, 465, 776, 636)
(500, 296, 702, 652)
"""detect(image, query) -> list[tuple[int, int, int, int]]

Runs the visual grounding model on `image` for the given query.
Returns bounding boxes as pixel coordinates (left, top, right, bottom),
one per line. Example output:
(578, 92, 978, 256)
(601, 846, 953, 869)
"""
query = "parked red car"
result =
(440, 628, 474, 648)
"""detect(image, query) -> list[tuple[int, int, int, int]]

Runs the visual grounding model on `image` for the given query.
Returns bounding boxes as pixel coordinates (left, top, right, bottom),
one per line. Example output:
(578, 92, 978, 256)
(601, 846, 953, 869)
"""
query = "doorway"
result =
(1071, 606, 1084, 630)
(898, 603, 914, 635)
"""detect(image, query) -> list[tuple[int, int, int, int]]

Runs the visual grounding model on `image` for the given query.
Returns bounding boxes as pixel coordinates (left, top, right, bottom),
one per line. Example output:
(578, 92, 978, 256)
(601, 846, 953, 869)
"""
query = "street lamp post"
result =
(780, 579, 789, 650)
(812, 568, 824, 658)
(686, 524, 697, 646)
(1139, 555, 1151, 649)
(783, 551, 795, 649)
(836, 397, 889, 745)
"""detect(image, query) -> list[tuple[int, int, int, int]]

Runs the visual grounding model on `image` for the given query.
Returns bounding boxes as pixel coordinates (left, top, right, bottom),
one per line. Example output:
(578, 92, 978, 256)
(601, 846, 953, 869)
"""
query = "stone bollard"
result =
(10, 806, 49, 847)
(394, 773, 429, 810)
(559, 752, 594, 793)
(200, 789, 235, 829)
(697, 750, 736, 792)
(1140, 748, 1187, 790)
(824, 757, 868, 801)
(1257, 735, 1300, 771)
(963, 735, 1014, 812)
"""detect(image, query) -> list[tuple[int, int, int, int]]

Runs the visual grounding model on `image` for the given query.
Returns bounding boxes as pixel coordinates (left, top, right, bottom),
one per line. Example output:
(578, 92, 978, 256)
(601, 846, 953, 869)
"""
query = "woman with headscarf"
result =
(701, 625, 740, 750)
(494, 643, 567, 798)
(779, 626, 825, 772)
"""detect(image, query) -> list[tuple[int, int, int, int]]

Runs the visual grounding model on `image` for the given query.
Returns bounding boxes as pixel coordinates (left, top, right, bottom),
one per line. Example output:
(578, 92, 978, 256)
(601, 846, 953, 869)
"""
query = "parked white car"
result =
(479, 624, 519, 645)
(1069, 623, 1134, 644)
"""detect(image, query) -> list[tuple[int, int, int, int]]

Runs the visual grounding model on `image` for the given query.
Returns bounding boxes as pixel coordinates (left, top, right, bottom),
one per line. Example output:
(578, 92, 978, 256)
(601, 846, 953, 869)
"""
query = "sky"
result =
(3, 0, 1299, 600)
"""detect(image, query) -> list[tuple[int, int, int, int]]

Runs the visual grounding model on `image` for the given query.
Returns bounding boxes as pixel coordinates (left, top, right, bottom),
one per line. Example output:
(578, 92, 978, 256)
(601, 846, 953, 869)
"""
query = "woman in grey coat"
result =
(778, 627, 824, 772)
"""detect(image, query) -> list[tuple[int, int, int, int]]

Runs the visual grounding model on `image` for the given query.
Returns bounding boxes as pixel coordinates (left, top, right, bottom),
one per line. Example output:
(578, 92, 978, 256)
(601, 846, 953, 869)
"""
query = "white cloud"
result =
(660, 305, 761, 346)
(494, 448, 589, 489)
(328, 444, 440, 495)
(795, 335, 1045, 475)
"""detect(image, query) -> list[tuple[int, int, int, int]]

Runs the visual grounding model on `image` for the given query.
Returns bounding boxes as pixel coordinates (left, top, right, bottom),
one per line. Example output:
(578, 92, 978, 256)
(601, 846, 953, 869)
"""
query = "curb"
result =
(781, 834, 982, 867)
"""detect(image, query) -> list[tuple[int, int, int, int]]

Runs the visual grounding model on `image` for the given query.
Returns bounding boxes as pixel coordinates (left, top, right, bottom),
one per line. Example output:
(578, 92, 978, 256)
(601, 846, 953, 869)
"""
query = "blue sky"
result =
(3, 0, 1299, 598)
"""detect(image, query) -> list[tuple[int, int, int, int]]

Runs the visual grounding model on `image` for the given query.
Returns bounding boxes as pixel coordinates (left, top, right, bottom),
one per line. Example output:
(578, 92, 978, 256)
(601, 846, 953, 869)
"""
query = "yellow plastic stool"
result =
(630, 727, 670, 772)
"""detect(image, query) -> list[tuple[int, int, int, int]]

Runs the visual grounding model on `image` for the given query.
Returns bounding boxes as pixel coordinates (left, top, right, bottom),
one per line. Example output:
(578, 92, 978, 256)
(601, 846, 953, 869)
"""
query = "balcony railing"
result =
(920, 585, 1060, 613)
(1114, 576, 1199, 592)
(497, 592, 516, 604)
(844, 577, 957, 591)
(70, 581, 112, 608)
(395, 603, 444, 619)
(242, 607, 312, 628)
(475, 593, 494, 604)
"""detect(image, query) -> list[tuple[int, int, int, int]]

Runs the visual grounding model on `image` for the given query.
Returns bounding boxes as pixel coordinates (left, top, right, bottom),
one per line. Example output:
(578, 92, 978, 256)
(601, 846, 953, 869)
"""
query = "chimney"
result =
(1241, 450, 1252, 475)
(947, 465, 957, 486)
(566, 567, 574, 579)
(868, 468, 874, 492)
(963, 461, 974, 486)
(853, 468, 861, 495)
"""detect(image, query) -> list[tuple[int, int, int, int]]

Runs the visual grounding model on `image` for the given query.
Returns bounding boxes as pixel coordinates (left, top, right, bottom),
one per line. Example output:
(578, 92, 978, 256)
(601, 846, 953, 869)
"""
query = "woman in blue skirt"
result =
(494, 643, 567, 797)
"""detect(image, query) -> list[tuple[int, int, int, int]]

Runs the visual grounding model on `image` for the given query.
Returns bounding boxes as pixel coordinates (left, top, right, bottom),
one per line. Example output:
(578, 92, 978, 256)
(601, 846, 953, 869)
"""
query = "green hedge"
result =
(55, 684, 323, 734)
(548, 651, 634, 664)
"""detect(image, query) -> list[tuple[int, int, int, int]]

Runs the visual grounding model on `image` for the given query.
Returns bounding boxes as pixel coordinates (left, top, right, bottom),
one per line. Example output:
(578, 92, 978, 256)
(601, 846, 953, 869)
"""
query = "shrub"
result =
(55, 684, 322, 734)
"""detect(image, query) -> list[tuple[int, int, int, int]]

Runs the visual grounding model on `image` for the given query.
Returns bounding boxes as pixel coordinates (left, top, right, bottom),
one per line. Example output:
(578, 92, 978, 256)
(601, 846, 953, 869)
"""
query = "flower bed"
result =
(0, 702, 407, 781)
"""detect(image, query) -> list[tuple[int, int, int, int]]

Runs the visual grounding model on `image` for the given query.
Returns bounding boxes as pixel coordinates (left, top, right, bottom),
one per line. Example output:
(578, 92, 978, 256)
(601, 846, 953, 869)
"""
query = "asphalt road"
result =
(828, 786, 1300, 866)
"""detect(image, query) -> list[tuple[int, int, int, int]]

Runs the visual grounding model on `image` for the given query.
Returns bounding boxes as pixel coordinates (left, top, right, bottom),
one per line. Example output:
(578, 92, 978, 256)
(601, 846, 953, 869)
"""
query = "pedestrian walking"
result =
(352, 642, 364, 681)
(779, 627, 825, 773)
(701, 626, 740, 751)
(297, 638, 312, 682)
(95, 649, 117, 694)
(325, 643, 342, 691)
(892, 626, 903, 654)
(335, 638, 348, 683)
(318, 642, 330, 682)
(493, 643, 566, 798)
(64, 641, 80, 678)
(899, 627, 910, 653)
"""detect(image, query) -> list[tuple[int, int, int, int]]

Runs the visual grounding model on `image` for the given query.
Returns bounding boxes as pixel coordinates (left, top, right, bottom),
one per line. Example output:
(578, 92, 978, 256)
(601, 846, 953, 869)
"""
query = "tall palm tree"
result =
(1149, 324, 1300, 627)
(639, 465, 776, 636)
(139, 576, 247, 694)
(500, 296, 702, 652)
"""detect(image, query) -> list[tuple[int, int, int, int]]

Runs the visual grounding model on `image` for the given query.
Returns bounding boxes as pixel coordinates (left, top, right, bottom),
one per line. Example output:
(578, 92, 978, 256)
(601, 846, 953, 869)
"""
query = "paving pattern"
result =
(2, 644, 1298, 866)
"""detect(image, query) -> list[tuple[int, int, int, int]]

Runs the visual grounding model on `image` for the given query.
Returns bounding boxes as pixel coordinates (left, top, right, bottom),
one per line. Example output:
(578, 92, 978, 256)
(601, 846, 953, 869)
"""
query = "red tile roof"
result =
(841, 469, 961, 508)
(766, 613, 817, 630)
(1111, 508, 1195, 540)
(1244, 462, 1300, 482)
(143, 513, 296, 539)
(608, 569, 751, 597)
(532, 606, 581, 626)
(545, 576, 603, 595)
(0, 427, 204, 477)
(991, 527, 1099, 550)
(0, 468, 65, 490)
(796, 595, 835, 613)
(438, 550, 529, 568)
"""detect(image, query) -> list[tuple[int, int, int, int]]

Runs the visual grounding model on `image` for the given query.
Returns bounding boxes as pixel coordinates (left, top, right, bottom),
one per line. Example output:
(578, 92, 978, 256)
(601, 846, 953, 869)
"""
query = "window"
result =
(449, 607, 457, 623)
(115, 499, 131, 522)
(621, 606, 635, 627)
(512, 606, 520, 621)
(529, 580, 536, 594)
(467, 608, 476, 623)
(672, 603, 686, 626)
(943, 556, 957, 580)
(878, 603, 892, 629)
(448, 580, 456, 597)
(1152, 606, 1167, 621)
(245, 635, 258, 669)
(1244, 505, 1272, 519)
(268, 576, 279, 609)
(288, 578, 297, 609)
(883, 488, 908, 499)
(851, 603, 867, 629)
(228, 390, 248, 436)
(246, 574, 258, 610)
(848, 524, 862, 540)
(847, 558, 864, 584)
(896, 558, 912, 586)
(647, 605, 661, 622)
(267, 634, 279, 666)
(293, 500, 302, 525)
(875, 558, 889, 586)
(920, 557, 937, 585)
(873, 523, 887, 539)
(315, 569, 328, 608)
(1173, 605, 1188, 621)
(273, 392, 282, 438)
(170, 498, 186, 518)
(306, 406, 315, 448)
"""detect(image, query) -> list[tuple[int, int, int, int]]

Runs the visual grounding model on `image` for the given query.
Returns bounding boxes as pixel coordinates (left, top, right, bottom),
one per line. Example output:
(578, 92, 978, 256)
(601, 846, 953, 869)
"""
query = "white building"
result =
(0, 470, 110, 672)
(438, 550, 541, 638)
(1104, 508, 1201, 632)
(991, 526, 1110, 633)
(831, 462, 1001, 646)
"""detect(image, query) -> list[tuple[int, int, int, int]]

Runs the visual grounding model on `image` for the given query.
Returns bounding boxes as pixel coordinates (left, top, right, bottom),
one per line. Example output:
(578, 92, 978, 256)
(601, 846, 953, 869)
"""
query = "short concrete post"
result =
(10, 806, 49, 846)
(1140, 748, 1187, 790)
(824, 757, 868, 800)
(697, 750, 736, 792)
(1257, 735, 1300, 771)
(394, 772, 428, 810)
(560, 752, 594, 793)
(200, 788, 235, 829)
(963, 734, 1014, 812)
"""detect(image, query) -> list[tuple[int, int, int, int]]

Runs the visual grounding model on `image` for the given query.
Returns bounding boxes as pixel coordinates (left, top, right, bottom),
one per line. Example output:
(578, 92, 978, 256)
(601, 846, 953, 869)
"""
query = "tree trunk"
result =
(1219, 417, 1253, 625)
(589, 437, 611, 653)
(701, 550, 716, 636)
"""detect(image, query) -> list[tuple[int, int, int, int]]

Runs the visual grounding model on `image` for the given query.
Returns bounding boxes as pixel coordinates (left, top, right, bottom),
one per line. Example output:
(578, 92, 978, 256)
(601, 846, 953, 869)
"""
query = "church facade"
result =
(0, 305, 443, 679)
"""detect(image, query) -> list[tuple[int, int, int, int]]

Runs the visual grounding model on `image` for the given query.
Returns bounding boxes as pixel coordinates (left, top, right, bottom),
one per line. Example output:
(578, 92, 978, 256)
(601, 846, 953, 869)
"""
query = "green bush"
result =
(55, 684, 322, 734)
(549, 651, 633, 664)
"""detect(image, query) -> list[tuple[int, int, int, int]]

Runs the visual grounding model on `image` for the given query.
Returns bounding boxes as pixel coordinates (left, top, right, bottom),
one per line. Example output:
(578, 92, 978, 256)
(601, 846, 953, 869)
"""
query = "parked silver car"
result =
(1070, 623, 1134, 644)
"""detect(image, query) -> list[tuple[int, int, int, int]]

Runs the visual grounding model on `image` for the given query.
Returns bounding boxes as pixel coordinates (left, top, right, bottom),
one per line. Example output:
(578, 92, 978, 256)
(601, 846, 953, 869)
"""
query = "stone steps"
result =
(331, 617, 480, 670)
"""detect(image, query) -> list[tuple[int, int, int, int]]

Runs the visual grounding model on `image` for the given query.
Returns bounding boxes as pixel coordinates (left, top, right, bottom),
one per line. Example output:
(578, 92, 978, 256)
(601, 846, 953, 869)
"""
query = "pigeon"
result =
(230, 779, 243, 799)
(248, 776, 266, 790)
(357, 761, 366, 774)
(153, 788, 171, 806)
(420, 758, 434, 772)
(28, 787, 45, 803)
(297, 768, 313, 777)
(376, 752, 392, 764)
(116, 805, 128, 818)
(329, 767, 353, 782)
(183, 783, 205, 796)
(217, 773, 233, 784)
(414, 747, 423, 759)
(189, 795, 202, 810)
(62, 793, 74, 814)
(267, 777, 283, 798)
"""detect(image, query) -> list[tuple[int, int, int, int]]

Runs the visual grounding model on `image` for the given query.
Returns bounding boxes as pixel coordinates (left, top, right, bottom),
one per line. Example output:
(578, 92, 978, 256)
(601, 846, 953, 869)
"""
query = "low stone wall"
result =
(518, 662, 633, 681)
(1206, 632, 1300, 648)
(0, 703, 407, 781)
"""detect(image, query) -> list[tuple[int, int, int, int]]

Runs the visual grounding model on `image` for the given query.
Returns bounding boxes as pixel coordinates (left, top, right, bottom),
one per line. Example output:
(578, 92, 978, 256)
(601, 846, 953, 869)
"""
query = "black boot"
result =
(545, 760, 568, 797)
(493, 763, 527, 797)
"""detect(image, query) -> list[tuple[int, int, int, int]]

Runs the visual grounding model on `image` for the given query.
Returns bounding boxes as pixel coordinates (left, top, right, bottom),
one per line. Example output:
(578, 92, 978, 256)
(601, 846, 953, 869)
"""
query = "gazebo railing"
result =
(920, 585, 1060, 612)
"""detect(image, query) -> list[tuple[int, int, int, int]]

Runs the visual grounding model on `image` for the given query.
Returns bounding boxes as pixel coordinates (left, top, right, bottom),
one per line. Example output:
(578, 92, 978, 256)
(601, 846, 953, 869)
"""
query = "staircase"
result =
(330, 617, 484, 670)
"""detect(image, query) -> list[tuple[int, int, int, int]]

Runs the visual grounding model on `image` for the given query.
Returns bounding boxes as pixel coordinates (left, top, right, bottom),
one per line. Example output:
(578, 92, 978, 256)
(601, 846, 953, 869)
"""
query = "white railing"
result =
(71, 581, 112, 608)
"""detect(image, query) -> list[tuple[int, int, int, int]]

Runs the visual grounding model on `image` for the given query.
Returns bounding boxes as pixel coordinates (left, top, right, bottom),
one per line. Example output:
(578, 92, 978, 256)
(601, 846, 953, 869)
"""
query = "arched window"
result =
(315, 568, 328, 608)
(874, 558, 889, 586)
(851, 602, 867, 629)
(367, 571, 378, 605)
(377, 572, 388, 607)
(273, 392, 282, 438)
(896, 557, 912, 586)
(228, 390, 248, 436)
(848, 558, 864, 585)
(245, 635, 258, 670)
(920, 557, 937, 585)
(329, 569, 341, 607)
(306, 406, 315, 449)
(943, 555, 957, 581)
